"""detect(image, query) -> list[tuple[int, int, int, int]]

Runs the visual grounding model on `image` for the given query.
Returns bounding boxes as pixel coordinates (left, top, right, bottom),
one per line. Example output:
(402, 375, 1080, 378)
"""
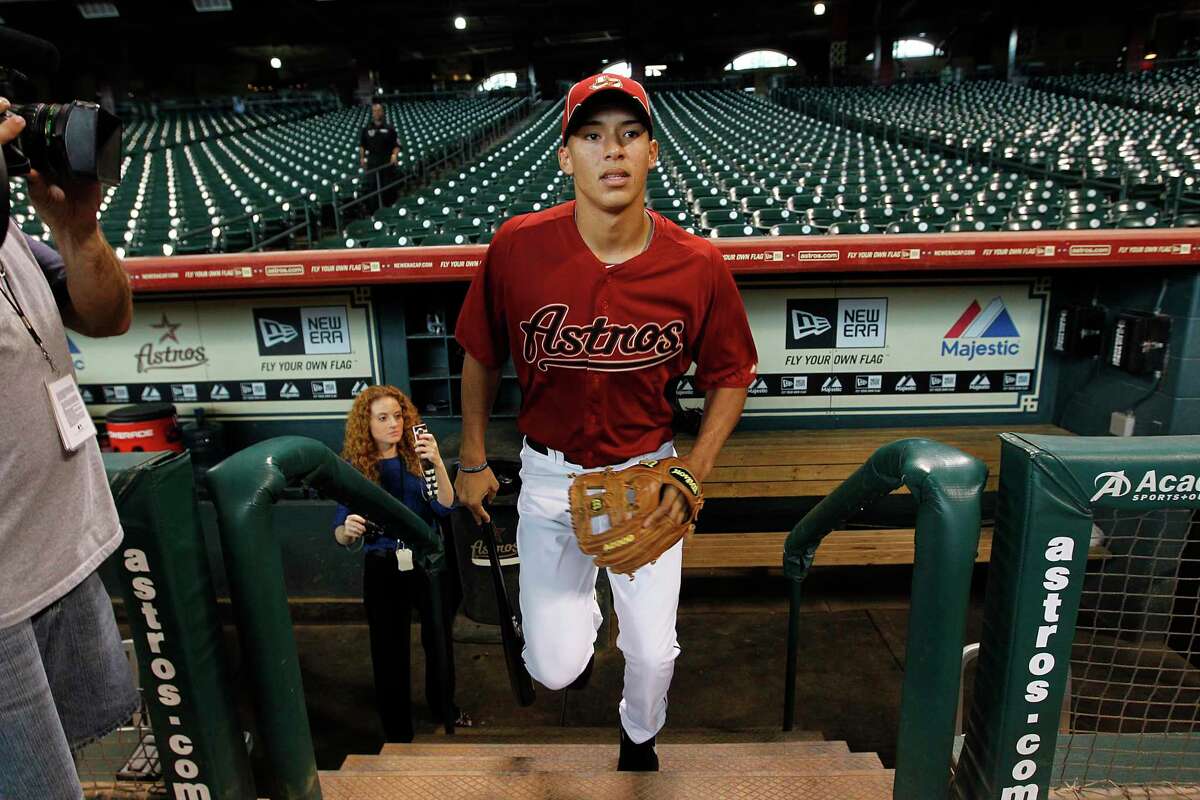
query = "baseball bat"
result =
(481, 517, 535, 707)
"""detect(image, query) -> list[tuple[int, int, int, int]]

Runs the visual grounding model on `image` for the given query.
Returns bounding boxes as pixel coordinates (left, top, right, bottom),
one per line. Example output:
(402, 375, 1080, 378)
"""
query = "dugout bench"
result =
(676, 424, 1108, 569)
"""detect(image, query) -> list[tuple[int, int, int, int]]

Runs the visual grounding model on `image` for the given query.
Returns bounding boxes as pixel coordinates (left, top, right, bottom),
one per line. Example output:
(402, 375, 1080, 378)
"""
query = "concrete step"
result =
(318, 770, 896, 799)
(340, 749, 884, 774)
(378, 740, 853, 758)
(421, 725, 825, 744)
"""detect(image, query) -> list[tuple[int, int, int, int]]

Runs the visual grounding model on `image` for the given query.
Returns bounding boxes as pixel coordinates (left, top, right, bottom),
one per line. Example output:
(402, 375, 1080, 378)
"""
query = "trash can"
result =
(105, 402, 183, 453)
(450, 459, 521, 626)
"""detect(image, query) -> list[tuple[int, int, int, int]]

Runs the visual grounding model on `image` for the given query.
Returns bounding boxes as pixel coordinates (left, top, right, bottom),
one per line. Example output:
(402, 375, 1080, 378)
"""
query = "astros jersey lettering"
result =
(455, 201, 757, 467)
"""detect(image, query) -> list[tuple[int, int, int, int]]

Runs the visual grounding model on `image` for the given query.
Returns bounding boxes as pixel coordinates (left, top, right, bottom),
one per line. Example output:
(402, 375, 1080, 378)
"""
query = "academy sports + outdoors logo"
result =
(941, 297, 1021, 361)
(1090, 469, 1200, 503)
(519, 304, 685, 372)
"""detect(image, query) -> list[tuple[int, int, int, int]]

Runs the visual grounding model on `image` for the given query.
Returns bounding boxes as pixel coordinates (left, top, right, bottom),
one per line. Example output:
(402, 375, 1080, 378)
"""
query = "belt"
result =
(524, 437, 670, 468)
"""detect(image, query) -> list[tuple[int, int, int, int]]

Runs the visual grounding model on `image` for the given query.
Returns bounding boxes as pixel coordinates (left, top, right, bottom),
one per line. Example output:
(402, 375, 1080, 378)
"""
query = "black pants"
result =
(360, 165, 400, 211)
(362, 539, 461, 742)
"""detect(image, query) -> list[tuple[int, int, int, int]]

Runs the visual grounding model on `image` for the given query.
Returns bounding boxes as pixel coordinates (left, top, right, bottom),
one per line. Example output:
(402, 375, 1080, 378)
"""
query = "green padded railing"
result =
(783, 438, 988, 800)
(206, 436, 448, 800)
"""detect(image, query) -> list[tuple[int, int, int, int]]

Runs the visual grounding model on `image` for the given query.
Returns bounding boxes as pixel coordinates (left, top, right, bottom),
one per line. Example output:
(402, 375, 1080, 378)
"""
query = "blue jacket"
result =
(332, 457, 452, 552)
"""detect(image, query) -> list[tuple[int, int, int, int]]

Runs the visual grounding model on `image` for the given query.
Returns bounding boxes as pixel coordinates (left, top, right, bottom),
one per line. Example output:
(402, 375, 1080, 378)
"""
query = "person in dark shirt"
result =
(332, 385, 471, 740)
(358, 102, 400, 210)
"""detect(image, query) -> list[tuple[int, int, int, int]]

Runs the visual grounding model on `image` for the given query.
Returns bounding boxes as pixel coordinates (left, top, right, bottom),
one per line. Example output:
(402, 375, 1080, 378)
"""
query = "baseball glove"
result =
(569, 457, 704, 577)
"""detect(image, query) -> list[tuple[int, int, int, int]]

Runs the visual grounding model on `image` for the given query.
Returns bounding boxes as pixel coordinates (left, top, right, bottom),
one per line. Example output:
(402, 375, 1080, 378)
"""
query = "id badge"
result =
(45, 374, 97, 452)
(396, 546, 414, 572)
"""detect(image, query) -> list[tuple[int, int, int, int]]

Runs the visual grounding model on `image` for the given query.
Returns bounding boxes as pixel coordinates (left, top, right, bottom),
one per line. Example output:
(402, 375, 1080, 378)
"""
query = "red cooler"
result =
(105, 402, 184, 453)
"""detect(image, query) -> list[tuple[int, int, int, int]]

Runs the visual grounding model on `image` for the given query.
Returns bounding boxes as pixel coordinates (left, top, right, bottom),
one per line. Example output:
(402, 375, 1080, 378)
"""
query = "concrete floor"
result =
(287, 566, 988, 771)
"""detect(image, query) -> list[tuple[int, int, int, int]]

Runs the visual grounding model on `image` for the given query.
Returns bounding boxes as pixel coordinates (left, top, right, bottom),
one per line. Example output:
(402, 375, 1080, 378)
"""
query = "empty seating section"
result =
(779, 81, 1200, 224)
(121, 101, 324, 154)
(13, 75, 1200, 256)
(1037, 65, 1200, 118)
(9, 95, 525, 256)
(340, 101, 570, 247)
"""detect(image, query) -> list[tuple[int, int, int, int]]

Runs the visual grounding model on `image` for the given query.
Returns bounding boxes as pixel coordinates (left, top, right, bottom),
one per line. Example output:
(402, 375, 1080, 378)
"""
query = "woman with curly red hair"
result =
(332, 384, 470, 741)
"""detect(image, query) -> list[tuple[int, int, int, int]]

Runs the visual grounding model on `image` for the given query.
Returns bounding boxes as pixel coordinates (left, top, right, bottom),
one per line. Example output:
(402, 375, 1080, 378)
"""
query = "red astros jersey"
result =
(455, 201, 757, 468)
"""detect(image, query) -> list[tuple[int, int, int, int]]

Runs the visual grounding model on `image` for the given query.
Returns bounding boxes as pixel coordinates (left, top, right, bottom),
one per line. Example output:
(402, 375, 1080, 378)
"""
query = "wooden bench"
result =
(675, 425, 1076, 569)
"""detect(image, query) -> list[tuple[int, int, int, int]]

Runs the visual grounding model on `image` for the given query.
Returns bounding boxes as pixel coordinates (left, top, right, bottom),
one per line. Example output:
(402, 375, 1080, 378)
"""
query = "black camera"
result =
(362, 519, 387, 544)
(2, 101, 122, 185)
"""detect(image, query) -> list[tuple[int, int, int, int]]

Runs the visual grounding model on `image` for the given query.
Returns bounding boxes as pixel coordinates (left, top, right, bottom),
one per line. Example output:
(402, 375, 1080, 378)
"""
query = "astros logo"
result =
(591, 74, 623, 90)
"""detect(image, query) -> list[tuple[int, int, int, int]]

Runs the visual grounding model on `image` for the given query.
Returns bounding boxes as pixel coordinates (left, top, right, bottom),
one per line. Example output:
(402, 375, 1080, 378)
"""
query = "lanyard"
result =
(0, 263, 56, 373)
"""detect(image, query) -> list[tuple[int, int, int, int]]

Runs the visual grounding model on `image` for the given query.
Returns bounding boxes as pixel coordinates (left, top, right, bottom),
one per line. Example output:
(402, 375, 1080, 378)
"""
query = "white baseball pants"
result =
(516, 438, 683, 745)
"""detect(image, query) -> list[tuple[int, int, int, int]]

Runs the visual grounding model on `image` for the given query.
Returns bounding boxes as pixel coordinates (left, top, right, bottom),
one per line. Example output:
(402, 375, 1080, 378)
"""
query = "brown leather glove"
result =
(568, 457, 703, 577)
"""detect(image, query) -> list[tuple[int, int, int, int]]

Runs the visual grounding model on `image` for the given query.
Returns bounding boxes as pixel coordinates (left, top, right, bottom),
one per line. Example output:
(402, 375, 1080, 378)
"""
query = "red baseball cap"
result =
(561, 72, 653, 144)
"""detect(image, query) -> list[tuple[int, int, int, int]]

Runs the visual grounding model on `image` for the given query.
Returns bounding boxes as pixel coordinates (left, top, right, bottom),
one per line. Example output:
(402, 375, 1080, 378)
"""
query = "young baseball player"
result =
(454, 73, 757, 771)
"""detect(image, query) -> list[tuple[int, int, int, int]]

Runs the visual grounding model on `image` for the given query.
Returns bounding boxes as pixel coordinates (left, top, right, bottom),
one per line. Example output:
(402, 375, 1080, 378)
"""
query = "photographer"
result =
(332, 385, 471, 741)
(0, 90, 136, 800)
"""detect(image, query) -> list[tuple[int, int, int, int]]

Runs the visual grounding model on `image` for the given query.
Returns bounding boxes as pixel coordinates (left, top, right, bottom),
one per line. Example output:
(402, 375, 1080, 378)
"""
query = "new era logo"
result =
(258, 318, 299, 348)
(791, 310, 832, 340)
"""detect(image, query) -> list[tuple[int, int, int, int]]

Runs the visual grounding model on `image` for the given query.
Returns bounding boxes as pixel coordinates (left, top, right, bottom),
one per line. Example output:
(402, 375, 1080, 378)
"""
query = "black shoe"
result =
(617, 723, 659, 772)
(566, 653, 595, 691)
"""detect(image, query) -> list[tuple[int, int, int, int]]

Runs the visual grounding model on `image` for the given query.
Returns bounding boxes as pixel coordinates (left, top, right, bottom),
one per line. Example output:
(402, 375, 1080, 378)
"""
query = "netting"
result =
(75, 640, 166, 800)
(1052, 508, 1200, 797)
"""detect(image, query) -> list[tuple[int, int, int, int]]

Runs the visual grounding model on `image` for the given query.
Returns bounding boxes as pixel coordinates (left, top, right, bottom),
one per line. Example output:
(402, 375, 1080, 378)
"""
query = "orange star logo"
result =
(151, 313, 181, 343)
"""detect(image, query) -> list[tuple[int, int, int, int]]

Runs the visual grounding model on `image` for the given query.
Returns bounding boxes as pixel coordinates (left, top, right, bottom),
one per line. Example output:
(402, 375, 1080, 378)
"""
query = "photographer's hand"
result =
(18, 124, 131, 338)
(0, 99, 26, 148)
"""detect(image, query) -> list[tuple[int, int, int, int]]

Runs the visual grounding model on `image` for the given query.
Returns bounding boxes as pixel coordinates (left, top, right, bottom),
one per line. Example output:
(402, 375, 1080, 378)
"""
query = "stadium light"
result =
(453, 15, 467, 30)
(1144, 52, 1158, 60)
(813, 2, 826, 14)
(270, 57, 282, 69)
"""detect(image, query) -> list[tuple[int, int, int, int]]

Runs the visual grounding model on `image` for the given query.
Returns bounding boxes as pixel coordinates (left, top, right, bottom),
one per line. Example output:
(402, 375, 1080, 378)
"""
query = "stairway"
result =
(319, 727, 895, 799)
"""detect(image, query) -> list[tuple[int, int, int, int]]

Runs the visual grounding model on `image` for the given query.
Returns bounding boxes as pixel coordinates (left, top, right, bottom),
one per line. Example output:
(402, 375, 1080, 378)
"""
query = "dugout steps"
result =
(320, 727, 896, 798)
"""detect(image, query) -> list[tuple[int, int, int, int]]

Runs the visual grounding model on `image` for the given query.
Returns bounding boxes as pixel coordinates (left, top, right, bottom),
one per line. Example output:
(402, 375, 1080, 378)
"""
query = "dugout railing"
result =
(94, 438, 451, 800)
(783, 437, 989, 800)
(952, 433, 1200, 800)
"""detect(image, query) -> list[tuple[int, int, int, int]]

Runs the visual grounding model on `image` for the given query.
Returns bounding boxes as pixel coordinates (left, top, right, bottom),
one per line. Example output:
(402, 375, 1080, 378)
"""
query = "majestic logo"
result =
(258, 318, 299, 348)
(135, 314, 207, 373)
(820, 376, 842, 393)
(969, 374, 991, 391)
(942, 297, 1021, 361)
(747, 377, 769, 396)
(210, 384, 231, 401)
(519, 304, 685, 372)
(790, 310, 831, 341)
(1090, 469, 1200, 502)
(279, 382, 301, 399)
(895, 375, 918, 392)
(141, 386, 162, 402)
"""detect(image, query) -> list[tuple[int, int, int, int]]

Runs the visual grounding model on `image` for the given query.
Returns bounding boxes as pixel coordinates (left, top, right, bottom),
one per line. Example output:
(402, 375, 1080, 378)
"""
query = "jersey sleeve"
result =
(24, 234, 69, 313)
(454, 222, 511, 368)
(691, 248, 758, 391)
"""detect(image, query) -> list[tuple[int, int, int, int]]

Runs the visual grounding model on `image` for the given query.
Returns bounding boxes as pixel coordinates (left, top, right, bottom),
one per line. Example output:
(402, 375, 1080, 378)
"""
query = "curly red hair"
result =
(341, 385, 424, 483)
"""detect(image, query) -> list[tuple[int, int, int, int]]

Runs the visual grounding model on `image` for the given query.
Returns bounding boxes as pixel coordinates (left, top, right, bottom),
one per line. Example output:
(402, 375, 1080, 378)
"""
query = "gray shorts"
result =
(0, 570, 139, 800)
